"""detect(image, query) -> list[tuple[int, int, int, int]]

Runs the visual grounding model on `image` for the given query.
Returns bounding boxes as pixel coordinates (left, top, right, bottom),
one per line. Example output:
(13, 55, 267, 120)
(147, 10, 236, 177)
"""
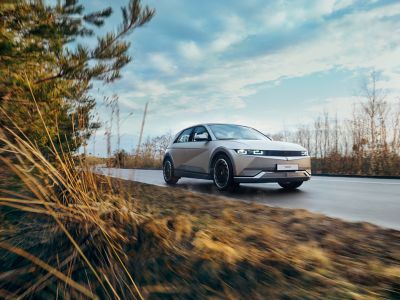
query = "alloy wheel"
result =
(214, 158, 229, 189)
(163, 160, 172, 181)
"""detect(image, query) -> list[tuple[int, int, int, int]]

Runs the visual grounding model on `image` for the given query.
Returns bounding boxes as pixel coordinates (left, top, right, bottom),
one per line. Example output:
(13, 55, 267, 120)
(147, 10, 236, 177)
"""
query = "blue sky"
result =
(83, 0, 400, 156)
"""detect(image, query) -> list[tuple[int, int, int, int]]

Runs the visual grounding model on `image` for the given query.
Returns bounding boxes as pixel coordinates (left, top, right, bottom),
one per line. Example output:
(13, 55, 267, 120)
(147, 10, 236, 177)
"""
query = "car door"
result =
(188, 126, 212, 174)
(168, 127, 195, 172)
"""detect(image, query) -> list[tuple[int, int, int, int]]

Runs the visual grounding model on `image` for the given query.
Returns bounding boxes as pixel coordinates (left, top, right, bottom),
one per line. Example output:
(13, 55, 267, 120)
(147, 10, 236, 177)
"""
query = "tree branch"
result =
(34, 72, 63, 84)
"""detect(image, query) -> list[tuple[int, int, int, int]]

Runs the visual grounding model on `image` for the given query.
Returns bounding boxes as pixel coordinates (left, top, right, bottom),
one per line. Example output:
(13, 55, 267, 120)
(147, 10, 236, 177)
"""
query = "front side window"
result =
(191, 126, 210, 141)
(209, 124, 269, 140)
(175, 128, 193, 143)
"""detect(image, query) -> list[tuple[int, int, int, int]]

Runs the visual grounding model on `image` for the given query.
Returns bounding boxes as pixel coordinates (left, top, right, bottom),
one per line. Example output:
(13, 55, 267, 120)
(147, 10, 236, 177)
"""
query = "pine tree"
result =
(0, 0, 154, 157)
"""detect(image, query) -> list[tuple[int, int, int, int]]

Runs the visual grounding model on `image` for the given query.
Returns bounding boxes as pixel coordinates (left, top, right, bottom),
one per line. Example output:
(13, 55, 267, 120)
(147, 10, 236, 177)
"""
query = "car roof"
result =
(175, 123, 271, 141)
(177, 123, 254, 135)
(191, 123, 250, 128)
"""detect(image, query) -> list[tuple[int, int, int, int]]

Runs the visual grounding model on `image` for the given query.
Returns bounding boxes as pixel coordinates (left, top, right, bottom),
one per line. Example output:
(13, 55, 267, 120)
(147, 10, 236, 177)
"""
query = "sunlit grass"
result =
(0, 80, 144, 299)
(0, 132, 144, 298)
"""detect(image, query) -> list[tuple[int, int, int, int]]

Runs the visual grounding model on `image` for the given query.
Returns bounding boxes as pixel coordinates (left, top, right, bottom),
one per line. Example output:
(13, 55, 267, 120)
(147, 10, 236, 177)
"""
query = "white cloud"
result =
(178, 40, 202, 60)
(259, 0, 356, 29)
(210, 15, 247, 52)
(306, 96, 360, 118)
(333, 0, 356, 11)
(266, 11, 287, 27)
(118, 97, 142, 110)
(148, 53, 177, 75)
(117, 80, 171, 104)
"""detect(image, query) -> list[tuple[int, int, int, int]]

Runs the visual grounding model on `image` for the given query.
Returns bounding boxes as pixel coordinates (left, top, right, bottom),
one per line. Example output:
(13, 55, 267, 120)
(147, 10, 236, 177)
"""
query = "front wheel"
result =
(278, 181, 303, 190)
(212, 155, 238, 192)
(163, 158, 179, 185)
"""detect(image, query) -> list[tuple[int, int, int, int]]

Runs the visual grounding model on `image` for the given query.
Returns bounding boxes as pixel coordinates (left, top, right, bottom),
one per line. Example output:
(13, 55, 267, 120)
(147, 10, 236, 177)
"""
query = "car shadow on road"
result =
(176, 181, 305, 203)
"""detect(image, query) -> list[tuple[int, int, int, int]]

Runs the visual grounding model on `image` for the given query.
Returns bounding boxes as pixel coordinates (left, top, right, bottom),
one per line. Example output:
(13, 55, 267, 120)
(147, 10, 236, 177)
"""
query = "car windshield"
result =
(209, 124, 269, 140)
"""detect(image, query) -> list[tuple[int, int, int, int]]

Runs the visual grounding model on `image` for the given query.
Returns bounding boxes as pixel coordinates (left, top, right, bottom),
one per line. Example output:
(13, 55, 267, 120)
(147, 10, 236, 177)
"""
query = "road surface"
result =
(98, 168, 400, 230)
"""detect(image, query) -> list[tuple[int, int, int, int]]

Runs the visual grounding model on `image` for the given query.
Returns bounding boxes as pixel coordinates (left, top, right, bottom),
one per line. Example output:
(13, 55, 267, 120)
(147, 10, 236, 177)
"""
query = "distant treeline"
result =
(274, 73, 400, 176)
(108, 133, 173, 169)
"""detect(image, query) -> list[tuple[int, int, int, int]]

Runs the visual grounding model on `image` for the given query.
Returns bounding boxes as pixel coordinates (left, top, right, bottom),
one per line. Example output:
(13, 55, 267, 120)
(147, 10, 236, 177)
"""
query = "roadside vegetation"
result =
(107, 133, 174, 169)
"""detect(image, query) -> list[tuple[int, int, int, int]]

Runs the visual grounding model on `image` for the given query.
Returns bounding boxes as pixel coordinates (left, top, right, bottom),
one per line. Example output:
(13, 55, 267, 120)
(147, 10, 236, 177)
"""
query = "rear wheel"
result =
(212, 155, 238, 192)
(163, 158, 180, 185)
(278, 181, 303, 190)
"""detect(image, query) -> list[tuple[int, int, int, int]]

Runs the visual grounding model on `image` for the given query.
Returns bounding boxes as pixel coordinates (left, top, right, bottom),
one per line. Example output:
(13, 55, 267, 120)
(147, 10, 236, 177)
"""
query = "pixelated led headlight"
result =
(235, 149, 264, 155)
(236, 149, 248, 155)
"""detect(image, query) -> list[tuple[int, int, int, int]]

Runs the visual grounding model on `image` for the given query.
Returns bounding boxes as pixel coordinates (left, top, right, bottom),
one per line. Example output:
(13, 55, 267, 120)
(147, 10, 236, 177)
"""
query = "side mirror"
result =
(194, 132, 210, 141)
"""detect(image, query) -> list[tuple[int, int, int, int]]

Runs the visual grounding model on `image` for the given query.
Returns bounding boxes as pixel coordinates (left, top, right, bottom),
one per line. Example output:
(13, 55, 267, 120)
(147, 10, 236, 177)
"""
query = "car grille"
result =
(262, 150, 305, 156)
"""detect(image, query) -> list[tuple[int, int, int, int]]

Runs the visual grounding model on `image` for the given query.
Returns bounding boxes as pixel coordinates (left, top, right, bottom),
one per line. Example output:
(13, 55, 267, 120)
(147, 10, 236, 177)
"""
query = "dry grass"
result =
(0, 145, 145, 298)
(109, 154, 162, 169)
(0, 85, 148, 298)
(114, 180, 400, 299)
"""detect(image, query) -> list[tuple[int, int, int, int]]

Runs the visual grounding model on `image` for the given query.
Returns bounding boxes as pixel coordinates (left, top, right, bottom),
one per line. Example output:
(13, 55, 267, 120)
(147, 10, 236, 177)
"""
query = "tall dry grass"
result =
(0, 85, 145, 299)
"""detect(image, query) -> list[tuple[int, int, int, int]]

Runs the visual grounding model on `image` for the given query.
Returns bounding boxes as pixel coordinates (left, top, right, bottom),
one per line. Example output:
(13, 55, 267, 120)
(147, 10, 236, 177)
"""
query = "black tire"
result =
(163, 158, 180, 185)
(212, 154, 238, 192)
(278, 181, 303, 190)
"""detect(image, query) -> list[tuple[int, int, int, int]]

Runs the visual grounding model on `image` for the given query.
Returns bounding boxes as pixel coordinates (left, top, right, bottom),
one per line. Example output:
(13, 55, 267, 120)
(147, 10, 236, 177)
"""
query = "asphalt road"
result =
(98, 168, 400, 230)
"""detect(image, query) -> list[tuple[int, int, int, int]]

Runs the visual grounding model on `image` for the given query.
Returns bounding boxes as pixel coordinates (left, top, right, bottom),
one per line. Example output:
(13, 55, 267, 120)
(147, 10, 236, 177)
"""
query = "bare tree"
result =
(277, 72, 399, 175)
(359, 72, 388, 173)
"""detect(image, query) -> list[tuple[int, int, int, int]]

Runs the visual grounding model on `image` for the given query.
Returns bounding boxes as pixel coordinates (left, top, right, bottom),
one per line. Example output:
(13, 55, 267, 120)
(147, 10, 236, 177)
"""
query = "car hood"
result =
(222, 139, 306, 151)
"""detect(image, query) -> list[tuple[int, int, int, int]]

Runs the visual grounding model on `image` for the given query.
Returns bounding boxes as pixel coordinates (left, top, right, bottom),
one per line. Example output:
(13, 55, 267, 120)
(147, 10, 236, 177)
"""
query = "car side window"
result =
(191, 126, 210, 142)
(175, 128, 193, 143)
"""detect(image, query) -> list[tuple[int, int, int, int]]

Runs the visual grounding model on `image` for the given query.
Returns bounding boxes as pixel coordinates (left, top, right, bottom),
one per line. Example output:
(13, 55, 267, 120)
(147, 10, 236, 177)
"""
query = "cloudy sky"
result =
(84, 0, 400, 156)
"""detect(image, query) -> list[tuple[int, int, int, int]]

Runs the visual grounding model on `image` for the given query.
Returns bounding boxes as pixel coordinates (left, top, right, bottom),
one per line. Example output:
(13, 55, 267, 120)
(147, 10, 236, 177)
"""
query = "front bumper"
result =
(234, 170, 311, 183)
(229, 150, 311, 183)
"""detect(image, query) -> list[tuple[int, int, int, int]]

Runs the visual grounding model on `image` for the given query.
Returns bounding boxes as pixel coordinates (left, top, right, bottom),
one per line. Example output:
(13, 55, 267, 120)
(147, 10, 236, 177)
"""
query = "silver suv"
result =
(163, 124, 311, 191)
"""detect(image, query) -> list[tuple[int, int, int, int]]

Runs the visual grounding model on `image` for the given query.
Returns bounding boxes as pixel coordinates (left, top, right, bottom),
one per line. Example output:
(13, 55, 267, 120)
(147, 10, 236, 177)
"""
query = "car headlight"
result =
(235, 149, 264, 155)
(301, 151, 309, 156)
(236, 149, 248, 155)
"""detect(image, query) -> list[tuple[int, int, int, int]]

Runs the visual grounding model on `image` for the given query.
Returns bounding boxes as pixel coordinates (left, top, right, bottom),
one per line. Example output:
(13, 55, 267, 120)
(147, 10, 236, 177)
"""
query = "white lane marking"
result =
(312, 178, 400, 185)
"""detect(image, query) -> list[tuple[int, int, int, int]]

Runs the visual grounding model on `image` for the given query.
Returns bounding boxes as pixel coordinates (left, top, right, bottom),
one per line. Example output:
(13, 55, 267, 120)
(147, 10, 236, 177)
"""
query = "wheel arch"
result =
(209, 147, 237, 176)
(163, 152, 175, 166)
